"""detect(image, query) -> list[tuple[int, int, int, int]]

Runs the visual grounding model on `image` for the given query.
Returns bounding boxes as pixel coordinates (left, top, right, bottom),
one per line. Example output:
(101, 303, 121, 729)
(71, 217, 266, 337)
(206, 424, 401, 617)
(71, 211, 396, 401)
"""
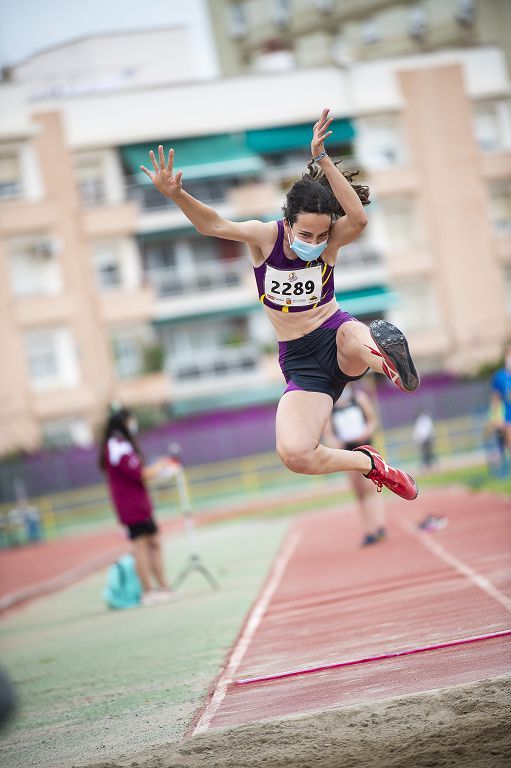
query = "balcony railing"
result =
(336, 240, 384, 269)
(263, 154, 358, 184)
(126, 176, 231, 211)
(169, 343, 259, 382)
(147, 260, 246, 298)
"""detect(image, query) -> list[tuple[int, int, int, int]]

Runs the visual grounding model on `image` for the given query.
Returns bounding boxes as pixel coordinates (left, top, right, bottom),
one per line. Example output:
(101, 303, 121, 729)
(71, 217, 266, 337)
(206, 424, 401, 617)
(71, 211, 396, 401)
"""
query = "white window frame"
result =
(389, 278, 440, 333)
(24, 327, 80, 391)
(473, 99, 511, 154)
(8, 234, 63, 297)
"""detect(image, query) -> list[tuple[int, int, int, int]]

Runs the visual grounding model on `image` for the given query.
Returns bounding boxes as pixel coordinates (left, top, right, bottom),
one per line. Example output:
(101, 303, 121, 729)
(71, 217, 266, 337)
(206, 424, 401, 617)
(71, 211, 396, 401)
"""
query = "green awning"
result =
(121, 134, 264, 182)
(336, 285, 398, 316)
(246, 120, 355, 154)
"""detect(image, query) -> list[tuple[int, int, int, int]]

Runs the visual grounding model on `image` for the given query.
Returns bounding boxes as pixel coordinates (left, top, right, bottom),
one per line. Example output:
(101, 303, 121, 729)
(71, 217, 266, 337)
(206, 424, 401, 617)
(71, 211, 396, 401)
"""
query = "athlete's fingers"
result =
(158, 145, 165, 168)
(319, 107, 330, 124)
(140, 165, 154, 181)
(175, 169, 183, 185)
(149, 151, 159, 172)
(166, 148, 174, 171)
(317, 130, 332, 142)
(318, 116, 333, 133)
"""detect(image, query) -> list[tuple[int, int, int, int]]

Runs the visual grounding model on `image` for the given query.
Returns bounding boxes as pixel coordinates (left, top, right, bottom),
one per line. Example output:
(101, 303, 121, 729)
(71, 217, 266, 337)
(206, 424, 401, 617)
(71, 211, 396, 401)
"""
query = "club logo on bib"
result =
(288, 272, 298, 282)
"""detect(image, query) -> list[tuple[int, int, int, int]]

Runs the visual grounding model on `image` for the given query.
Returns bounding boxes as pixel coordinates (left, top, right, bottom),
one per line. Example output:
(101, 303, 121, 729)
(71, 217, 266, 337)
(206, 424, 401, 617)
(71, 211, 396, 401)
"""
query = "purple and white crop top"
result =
(253, 220, 335, 313)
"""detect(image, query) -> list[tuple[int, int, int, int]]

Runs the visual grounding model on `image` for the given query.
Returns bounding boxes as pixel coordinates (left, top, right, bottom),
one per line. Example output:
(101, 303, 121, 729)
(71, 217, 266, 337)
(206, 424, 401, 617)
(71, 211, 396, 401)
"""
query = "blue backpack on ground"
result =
(103, 553, 142, 609)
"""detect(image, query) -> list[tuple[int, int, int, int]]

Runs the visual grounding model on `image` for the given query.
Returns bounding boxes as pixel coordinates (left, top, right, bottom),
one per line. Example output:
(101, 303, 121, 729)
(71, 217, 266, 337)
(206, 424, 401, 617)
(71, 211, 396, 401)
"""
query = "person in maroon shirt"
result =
(98, 406, 172, 606)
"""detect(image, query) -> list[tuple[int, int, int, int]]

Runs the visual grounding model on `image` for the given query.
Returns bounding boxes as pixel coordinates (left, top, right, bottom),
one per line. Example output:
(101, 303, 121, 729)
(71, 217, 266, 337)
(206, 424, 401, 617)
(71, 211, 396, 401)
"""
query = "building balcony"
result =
(366, 166, 419, 195)
(335, 240, 387, 290)
(81, 200, 138, 236)
(0, 199, 56, 233)
(493, 232, 511, 261)
(32, 386, 95, 419)
(115, 372, 171, 407)
(147, 259, 246, 300)
(13, 294, 75, 327)
(481, 152, 511, 180)
(168, 343, 259, 389)
(126, 176, 230, 213)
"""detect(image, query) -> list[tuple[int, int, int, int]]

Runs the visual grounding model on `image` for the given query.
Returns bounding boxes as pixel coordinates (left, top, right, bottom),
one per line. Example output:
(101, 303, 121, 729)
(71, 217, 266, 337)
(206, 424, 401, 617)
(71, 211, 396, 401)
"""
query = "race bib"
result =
(332, 406, 367, 443)
(264, 264, 323, 307)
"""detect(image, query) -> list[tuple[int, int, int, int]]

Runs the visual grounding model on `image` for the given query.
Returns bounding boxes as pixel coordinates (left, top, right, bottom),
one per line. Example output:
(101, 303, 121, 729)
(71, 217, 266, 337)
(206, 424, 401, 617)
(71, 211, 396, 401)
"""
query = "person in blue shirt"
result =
(490, 343, 511, 457)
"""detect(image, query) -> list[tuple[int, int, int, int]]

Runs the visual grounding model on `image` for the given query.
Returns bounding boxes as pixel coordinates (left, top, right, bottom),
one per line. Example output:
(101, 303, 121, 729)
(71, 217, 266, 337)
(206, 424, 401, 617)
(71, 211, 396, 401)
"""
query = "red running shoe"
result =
(354, 445, 419, 501)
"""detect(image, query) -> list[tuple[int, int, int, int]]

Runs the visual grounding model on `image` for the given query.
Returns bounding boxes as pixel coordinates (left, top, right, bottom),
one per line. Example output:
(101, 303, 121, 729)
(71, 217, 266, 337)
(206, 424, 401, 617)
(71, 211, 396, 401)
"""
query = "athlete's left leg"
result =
(276, 390, 418, 500)
(336, 319, 420, 392)
(276, 390, 371, 475)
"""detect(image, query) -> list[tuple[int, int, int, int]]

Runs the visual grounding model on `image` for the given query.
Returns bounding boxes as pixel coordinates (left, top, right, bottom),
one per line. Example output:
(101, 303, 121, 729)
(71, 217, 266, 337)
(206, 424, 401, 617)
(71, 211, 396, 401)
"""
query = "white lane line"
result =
(396, 513, 511, 614)
(192, 529, 301, 735)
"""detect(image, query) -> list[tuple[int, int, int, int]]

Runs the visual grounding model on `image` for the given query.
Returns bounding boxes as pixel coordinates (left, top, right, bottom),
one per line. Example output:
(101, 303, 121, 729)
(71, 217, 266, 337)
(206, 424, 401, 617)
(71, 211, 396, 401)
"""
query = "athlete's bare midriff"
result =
(263, 298, 340, 341)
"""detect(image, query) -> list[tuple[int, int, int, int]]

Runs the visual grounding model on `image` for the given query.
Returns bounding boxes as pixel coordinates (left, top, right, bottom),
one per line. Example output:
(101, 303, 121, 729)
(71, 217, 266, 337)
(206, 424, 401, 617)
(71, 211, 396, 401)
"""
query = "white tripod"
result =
(168, 448, 219, 591)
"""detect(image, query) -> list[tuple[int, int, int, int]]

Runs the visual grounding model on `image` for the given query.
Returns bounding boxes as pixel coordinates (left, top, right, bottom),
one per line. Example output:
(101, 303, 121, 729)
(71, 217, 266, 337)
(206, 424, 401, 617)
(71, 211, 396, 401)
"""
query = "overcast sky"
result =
(0, 0, 217, 72)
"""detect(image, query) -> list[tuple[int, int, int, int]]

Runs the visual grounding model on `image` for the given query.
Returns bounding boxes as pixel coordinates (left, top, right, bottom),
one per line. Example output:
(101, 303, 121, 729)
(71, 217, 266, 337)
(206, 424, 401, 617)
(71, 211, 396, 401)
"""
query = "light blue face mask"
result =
(287, 227, 328, 262)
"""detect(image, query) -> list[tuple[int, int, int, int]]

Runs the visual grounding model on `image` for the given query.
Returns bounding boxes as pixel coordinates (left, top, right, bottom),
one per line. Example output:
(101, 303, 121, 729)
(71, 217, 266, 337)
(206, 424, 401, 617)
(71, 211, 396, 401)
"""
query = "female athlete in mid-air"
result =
(141, 108, 419, 500)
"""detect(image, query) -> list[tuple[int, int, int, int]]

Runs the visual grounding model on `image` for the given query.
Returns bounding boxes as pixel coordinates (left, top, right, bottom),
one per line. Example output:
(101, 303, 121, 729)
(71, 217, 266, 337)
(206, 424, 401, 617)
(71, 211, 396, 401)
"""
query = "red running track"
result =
(192, 488, 511, 733)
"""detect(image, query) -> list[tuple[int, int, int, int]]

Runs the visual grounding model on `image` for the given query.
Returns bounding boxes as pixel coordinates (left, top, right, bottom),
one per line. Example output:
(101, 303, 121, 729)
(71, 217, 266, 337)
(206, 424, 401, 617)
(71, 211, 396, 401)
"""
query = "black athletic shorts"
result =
(278, 310, 368, 403)
(127, 519, 158, 540)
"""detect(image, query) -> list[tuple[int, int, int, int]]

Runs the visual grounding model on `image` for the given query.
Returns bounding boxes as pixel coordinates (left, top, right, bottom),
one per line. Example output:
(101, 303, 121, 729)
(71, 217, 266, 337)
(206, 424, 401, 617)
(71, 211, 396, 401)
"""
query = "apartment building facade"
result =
(208, 0, 511, 76)
(0, 26, 510, 454)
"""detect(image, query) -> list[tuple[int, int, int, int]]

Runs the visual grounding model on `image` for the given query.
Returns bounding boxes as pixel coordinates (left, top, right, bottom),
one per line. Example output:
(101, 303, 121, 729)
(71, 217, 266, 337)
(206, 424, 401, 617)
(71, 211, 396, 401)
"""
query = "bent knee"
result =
(277, 443, 314, 474)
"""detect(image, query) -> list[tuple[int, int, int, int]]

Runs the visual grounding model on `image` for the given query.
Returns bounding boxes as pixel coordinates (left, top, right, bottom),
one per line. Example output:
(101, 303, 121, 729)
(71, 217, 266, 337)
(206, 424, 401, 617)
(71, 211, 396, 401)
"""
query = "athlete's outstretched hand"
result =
(311, 108, 333, 159)
(140, 145, 182, 199)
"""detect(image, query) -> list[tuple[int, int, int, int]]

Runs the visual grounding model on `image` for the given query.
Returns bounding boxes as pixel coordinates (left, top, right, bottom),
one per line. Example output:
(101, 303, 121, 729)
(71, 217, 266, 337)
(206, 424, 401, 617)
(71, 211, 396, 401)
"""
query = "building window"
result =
(75, 154, 106, 206)
(111, 326, 152, 379)
(473, 100, 511, 153)
(356, 115, 404, 169)
(505, 266, 511, 317)
(390, 278, 439, 333)
(0, 151, 22, 199)
(379, 195, 421, 249)
(272, 0, 291, 29)
(488, 180, 511, 233)
(160, 317, 257, 382)
(361, 18, 382, 46)
(143, 237, 243, 297)
(228, 1, 248, 39)
(8, 235, 63, 297)
(408, 5, 428, 42)
(93, 239, 123, 290)
(24, 327, 80, 391)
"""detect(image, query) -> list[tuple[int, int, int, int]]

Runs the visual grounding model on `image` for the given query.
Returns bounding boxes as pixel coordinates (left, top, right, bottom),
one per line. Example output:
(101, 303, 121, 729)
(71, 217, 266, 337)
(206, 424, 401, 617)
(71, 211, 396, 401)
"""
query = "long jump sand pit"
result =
(87, 676, 510, 768)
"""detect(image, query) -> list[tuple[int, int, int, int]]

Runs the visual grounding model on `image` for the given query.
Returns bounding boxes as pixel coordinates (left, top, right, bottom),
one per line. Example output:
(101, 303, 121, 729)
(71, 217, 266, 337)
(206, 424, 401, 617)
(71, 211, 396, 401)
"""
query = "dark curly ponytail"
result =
(282, 159, 370, 225)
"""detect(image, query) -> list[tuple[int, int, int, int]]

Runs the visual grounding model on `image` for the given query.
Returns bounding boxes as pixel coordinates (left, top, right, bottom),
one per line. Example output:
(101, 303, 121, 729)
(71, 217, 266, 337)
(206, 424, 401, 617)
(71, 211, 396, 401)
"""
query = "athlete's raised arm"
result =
(310, 109, 368, 248)
(141, 146, 274, 250)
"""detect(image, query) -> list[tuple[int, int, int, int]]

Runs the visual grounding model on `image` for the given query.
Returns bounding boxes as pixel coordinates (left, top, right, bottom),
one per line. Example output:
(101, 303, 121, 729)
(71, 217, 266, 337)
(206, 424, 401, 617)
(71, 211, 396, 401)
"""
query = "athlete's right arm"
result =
(141, 146, 274, 248)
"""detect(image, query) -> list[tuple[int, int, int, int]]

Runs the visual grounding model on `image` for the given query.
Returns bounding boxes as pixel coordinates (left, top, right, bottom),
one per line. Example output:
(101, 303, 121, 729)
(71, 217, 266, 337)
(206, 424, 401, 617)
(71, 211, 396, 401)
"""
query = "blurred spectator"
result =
(490, 344, 511, 452)
(324, 384, 386, 546)
(412, 410, 447, 531)
(413, 410, 437, 471)
(21, 503, 42, 542)
(0, 668, 17, 730)
(98, 404, 173, 607)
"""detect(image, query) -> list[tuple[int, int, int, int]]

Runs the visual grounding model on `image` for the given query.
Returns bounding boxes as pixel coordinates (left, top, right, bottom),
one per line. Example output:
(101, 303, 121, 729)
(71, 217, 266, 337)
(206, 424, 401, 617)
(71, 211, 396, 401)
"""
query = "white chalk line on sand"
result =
(396, 511, 511, 614)
(192, 529, 301, 735)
